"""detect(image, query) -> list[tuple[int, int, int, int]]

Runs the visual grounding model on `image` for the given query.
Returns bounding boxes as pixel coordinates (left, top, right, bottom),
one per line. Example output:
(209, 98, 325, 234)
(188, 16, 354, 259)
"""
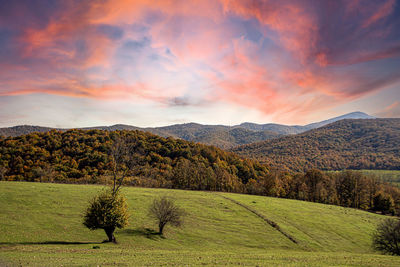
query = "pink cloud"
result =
(376, 101, 400, 117)
(221, 0, 318, 64)
(362, 0, 396, 28)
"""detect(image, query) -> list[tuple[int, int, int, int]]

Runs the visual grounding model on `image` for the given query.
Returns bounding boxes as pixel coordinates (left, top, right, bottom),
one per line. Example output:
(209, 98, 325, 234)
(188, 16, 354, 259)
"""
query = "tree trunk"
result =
(104, 227, 116, 243)
(159, 223, 165, 235)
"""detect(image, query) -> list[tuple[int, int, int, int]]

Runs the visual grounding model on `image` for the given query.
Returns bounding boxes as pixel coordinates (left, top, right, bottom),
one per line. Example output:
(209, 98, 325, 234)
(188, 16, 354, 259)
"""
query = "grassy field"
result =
(0, 182, 399, 266)
(328, 170, 400, 187)
(360, 170, 400, 186)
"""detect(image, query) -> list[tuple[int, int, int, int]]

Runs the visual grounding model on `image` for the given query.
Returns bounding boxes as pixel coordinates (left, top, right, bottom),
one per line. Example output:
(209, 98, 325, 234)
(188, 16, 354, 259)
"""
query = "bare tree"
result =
(110, 135, 145, 194)
(148, 196, 185, 235)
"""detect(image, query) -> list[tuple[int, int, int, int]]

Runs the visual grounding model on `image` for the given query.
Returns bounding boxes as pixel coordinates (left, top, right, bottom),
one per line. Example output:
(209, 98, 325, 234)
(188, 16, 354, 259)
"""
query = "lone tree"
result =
(372, 218, 400, 255)
(148, 196, 185, 235)
(110, 134, 145, 194)
(83, 134, 143, 243)
(83, 190, 129, 243)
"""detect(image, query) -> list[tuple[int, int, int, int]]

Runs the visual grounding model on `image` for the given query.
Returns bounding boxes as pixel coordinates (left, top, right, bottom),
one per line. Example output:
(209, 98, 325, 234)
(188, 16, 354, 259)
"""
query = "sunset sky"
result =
(1, 0, 400, 128)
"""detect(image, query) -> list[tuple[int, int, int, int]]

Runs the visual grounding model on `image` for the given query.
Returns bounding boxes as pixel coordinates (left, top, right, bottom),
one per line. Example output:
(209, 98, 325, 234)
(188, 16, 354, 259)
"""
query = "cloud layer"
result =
(1, 0, 400, 125)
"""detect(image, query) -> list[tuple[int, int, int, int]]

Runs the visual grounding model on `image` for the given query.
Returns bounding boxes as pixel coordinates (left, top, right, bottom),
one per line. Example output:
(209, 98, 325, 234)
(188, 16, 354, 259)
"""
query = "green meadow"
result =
(0, 181, 399, 266)
(327, 170, 400, 187)
(360, 170, 400, 187)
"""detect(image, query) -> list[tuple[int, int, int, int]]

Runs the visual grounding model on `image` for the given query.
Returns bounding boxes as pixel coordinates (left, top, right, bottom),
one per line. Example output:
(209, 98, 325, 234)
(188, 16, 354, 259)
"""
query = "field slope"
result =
(0, 182, 399, 266)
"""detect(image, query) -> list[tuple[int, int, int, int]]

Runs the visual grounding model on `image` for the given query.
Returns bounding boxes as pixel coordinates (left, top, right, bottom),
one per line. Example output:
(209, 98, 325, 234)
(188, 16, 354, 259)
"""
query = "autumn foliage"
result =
(1, 129, 399, 214)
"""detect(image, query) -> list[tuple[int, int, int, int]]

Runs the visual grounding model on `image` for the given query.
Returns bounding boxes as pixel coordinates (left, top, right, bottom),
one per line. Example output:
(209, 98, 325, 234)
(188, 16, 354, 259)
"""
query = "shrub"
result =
(372, 218, 400, 255)
(83, 190, 129, 243)
(373, 191, 395, 215)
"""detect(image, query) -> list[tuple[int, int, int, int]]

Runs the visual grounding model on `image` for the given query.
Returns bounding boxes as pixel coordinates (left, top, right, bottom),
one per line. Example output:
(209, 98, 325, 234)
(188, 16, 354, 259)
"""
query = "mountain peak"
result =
(305, 111, 375, 129)
(337, 111, 374, 119)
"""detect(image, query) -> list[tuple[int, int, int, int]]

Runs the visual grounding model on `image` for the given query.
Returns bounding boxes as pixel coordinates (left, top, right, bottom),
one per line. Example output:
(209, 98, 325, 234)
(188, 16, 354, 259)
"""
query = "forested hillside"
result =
(1, 128, 400, 214)
(0, 124, 280, 149)
(0, 129, 268, 192)
(0, 125, 54, 137)
(149, 123, 281, 149)
(233, 119, 400, 172)
(238, 111, 374, 134)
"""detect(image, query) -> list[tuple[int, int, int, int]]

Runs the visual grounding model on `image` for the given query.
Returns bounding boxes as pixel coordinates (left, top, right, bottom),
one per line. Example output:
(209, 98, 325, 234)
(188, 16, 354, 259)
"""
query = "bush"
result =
(83, 190, 129, 243)
(373, 191, 395, 215)
(372, 218, 400, 255)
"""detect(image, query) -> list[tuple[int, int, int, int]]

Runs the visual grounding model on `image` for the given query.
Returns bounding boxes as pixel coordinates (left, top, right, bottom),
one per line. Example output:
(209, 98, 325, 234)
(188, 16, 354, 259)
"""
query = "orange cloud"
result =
(0, 80, 168, 103)
(88, 0, 223, 25)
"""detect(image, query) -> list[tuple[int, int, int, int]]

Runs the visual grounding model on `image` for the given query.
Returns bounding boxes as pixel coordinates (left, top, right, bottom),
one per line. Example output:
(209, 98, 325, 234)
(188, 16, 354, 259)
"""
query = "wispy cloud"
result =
(376, 101, 400, 117)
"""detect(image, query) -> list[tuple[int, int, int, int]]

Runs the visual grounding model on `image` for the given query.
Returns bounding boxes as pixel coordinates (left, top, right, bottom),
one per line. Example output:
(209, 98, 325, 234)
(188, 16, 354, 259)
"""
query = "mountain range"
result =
(0, 111, 374, 149)
(233, 118, 400, 171)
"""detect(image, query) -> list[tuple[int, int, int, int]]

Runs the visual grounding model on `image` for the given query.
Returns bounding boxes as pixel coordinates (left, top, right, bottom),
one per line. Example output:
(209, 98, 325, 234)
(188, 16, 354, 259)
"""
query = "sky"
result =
(0, 0, 400, 128)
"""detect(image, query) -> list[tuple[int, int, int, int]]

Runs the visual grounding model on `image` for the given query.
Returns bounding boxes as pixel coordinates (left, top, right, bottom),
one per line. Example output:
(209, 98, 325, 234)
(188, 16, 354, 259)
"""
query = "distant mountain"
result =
(237, 122, 306, 135)
(82, 124, 141, 132)
(237, 111, 375, 135)
(0, 112, 374, 148)
(232, 118, 400, 172)
(0, 125, 55, 137)
(305, 111, 374, 129)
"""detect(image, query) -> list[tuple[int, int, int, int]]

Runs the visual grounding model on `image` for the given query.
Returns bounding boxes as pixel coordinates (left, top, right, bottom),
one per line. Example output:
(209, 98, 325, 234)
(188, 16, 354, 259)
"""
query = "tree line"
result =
(0, 129, 399, 214)
(246, 169, 398, 215)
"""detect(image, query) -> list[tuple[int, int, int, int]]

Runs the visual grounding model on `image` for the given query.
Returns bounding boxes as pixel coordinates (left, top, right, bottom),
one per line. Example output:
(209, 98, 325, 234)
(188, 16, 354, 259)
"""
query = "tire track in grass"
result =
(219, 194, 298, 244)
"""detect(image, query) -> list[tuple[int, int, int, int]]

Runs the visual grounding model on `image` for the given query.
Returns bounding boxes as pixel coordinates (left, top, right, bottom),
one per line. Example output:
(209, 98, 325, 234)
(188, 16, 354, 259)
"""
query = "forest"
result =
(0, 123, 281, 149)
(0, 129, 399, 215)
(0, 129, 268, 192)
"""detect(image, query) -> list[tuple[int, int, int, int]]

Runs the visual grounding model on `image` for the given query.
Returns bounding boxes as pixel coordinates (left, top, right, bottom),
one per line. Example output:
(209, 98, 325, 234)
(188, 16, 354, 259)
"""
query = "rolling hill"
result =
(0, 128, 269, 192)
(232, 118, 400, 172)
(1, 181, 398, 266)
(0, 112, 374, 148)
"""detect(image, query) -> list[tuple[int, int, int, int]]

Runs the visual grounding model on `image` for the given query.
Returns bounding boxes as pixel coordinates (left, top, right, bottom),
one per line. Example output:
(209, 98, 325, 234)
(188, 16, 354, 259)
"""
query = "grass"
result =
(0, 181, 399, 266)
(359, 169, 400, 187)
(224, 193, 383, 252)
(327, 170, 400, 187)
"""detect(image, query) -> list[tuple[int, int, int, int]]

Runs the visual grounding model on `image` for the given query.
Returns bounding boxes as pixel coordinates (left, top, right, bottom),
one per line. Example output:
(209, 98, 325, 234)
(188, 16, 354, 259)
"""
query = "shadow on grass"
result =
(0, 241, 101, 246)
(119, 228, 164, 240)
